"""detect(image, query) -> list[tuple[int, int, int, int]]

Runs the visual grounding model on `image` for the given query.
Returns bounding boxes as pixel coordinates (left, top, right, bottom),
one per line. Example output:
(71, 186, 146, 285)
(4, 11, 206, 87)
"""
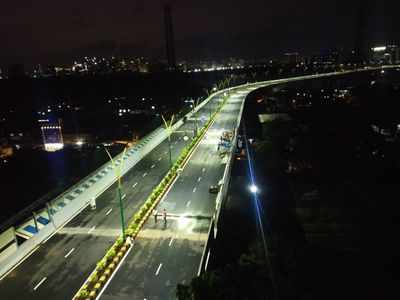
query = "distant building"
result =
(370, 45, 400, 64)
(283, 52, 300, 64)
(40, 120, 64, 152)
(311, 49, 343, 65)
(164, 3, 176, 70)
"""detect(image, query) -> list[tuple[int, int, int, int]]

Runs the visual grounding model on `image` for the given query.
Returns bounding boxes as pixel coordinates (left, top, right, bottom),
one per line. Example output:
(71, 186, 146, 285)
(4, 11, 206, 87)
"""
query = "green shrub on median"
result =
(75, 95, 226, 300)
(78, 289, 89, 299)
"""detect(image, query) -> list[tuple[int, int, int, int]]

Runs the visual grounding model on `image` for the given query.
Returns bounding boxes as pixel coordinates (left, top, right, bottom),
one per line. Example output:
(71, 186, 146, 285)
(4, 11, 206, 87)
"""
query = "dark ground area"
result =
(180, 70, 400, 299)
(0, 144, 123, 225)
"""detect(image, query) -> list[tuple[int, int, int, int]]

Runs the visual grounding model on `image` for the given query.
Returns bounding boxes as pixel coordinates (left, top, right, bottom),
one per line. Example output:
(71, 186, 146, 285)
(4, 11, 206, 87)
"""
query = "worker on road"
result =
(163, 209, 167, 224)
(154, 210, 158, 223)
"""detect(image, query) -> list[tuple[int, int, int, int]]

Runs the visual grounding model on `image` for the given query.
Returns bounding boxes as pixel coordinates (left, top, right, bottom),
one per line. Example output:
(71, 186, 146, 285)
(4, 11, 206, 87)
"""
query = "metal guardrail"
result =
(2, 65, 398, 278)
(0, 85, 225, 235)
(0, 84, 223, 279)
(197, 64, 400, 276)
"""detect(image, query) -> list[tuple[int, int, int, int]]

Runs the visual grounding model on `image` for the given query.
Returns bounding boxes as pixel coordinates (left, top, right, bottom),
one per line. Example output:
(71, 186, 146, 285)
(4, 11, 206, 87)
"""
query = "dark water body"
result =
(0, 144, 124, 225)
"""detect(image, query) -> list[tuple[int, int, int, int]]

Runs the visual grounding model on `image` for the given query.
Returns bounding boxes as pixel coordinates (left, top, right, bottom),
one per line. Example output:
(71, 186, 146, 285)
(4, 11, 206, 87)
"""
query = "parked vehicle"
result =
(209, 185, 220, 194)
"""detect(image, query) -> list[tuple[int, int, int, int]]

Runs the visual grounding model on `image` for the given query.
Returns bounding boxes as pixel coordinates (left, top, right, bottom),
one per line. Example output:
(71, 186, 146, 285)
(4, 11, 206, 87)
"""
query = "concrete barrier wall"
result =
(0, 224, 54, 279)
(2, 65, 395, 279)
(0, 126, 175, 279)
(0, 228, 17, 264)
(0, 88, 217, 279)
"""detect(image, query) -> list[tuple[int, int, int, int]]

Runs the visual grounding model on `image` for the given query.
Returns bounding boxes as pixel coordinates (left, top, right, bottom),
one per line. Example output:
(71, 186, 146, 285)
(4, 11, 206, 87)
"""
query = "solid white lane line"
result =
(202, 168, 206, 173)
(205, 250, 211, 271)
(143, 172, 147, 177)
(151, 164, 155, 169)
(158, 157, 162, 161)
(164, 151, 168, 155)
(122, 194, 126, 199)
(64, 248, 75, 258)
(88, 226, 96, 234)
(155, 263, 163, 276)
(106, 208, 113, 216)
(169, 238, 174, 247)
(186, 201, 191, 207)
(33, 277, 47, 291)
(198, 177, 202, 182)
(94, 244, 134, 300)
(193, 187, 197, 193)
(132, 182, 138, 188)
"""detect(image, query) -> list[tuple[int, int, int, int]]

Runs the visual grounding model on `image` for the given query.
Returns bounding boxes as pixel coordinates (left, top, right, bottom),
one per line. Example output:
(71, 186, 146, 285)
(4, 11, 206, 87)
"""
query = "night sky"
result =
(0, 0, 398, 66)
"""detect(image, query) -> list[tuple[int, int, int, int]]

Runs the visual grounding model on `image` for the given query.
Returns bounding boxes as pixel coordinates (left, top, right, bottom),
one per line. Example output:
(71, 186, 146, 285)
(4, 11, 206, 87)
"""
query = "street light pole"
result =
(192, 99, 200, 137)
(105, 147, 127, 240)
(162, 114, 174, 168)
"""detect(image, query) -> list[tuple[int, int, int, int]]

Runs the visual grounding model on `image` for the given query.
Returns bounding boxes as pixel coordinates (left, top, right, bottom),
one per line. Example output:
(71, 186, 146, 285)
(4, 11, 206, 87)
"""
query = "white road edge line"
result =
(88, 226, 96, 234)
(132, 182, 138, 188)
(64, 248, 75, 258)
(94, 244, 134, 300)
(205, 250, 211, 271)
(33, 277, 47, 291)
(155, 263, 163, 276)
(106, 208, 113, 216)
(169, 238, 174, 247)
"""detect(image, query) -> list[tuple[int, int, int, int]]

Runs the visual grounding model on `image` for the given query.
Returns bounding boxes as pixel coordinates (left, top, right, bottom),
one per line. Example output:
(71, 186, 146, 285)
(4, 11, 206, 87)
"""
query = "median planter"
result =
(104, 269, 111, 277)
(99, 275, 107, 284)
(74, 93, 228, 300)
(89, 291, 96, 300)
(93, 282, 101, 292)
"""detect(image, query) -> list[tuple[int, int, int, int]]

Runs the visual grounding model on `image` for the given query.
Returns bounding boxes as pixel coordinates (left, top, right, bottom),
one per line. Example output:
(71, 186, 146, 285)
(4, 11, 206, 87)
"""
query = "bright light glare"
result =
(372, 46, 387, 52)
(44, 143, 64, 152)
(177, 216, 190, 229)
(183, 136, 189, 141)
(249, 184, 258, 194)
(76, 140, 84, 146)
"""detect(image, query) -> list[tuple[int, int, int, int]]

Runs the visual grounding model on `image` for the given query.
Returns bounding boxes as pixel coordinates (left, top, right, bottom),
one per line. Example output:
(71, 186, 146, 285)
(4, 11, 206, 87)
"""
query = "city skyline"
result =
(0, 2, 399, 299)
(0, 0, 398, 67)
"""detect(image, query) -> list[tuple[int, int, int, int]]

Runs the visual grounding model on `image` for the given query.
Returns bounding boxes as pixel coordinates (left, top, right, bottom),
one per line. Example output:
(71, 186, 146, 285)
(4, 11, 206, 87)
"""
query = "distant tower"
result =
(164, 3, 176, 70)
(355, 0, 368, 63)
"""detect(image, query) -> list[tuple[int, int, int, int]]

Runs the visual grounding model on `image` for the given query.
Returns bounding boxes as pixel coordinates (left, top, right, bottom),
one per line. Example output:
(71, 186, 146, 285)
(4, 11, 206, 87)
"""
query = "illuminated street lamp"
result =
(105, 147, 127, 240)
(249, 184, 258, 194)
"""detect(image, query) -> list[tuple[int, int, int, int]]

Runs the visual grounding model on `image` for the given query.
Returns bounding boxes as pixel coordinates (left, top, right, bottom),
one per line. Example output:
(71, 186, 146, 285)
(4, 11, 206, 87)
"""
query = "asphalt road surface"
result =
(0, 97, 219, 300)
(99, 89, 254, 300)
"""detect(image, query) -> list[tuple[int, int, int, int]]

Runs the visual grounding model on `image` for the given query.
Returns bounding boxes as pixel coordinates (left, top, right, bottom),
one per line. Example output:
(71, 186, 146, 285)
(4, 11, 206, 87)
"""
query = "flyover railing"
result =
(0, 87, 223, 279)
(197, 64, 400, 276)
